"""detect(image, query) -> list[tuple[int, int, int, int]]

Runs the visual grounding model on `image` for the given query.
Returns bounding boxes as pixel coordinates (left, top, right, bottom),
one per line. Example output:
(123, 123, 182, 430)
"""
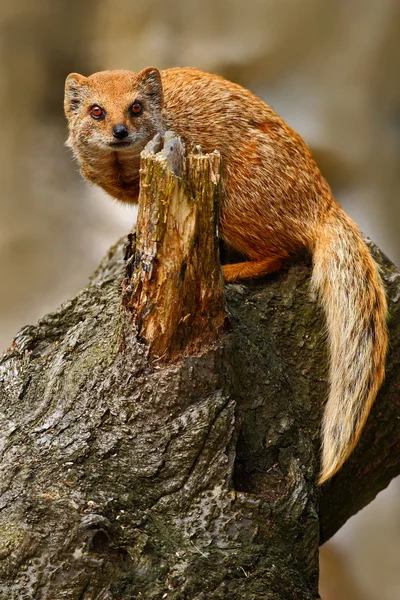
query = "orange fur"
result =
(223, 258, 284, 281)
(64, 67, 388, 483)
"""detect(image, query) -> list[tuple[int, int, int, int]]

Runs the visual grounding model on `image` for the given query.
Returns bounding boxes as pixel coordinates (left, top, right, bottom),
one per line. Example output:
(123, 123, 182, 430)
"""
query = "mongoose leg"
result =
(223, 257, 284, 282)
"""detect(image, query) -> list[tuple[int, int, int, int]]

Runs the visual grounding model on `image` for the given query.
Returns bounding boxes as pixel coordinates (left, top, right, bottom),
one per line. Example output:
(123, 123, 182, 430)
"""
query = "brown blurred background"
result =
(1, 1, 399, 598)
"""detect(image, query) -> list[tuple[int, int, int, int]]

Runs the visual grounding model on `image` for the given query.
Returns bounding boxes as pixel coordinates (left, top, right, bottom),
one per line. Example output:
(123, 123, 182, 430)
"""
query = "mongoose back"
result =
(64, 67, 388, 483)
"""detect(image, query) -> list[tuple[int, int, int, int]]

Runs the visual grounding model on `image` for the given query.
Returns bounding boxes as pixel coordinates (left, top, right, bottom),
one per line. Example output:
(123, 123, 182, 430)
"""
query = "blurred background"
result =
(0, 1, 399, 597)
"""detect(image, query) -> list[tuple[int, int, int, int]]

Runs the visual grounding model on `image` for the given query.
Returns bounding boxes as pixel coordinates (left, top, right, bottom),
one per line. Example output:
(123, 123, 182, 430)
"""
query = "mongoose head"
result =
(64, 68, 165, 160)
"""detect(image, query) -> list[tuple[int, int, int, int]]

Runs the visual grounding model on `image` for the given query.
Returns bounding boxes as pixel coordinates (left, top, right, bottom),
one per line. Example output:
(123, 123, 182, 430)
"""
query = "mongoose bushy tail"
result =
(311, 206, 388, 483)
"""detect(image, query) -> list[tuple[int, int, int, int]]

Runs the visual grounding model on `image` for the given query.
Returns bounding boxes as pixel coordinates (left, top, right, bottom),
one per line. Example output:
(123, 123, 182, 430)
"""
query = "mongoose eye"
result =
(130, 102, 143, 116)
(90, 105, 105, 120)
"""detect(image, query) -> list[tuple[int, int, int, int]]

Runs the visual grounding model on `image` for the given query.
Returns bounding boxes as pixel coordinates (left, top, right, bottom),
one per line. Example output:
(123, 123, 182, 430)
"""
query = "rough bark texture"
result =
(0, 143, 399, 599)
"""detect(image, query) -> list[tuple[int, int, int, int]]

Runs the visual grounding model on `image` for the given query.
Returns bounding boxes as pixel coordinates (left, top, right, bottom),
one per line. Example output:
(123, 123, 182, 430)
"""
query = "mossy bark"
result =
(0, 139, 399, 599)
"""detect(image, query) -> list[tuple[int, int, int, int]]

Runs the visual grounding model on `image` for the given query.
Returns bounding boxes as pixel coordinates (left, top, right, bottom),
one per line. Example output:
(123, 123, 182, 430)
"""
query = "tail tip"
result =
(318, 458, 342, 485)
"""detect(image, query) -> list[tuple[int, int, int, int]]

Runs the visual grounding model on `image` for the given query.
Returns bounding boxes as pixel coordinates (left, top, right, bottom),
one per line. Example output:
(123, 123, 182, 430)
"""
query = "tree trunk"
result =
(0, 137, 399, 600)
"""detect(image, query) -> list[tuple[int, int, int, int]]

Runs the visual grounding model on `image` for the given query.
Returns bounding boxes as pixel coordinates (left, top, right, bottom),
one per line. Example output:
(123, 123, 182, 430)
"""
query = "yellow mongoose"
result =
(64, 67, 388, 483)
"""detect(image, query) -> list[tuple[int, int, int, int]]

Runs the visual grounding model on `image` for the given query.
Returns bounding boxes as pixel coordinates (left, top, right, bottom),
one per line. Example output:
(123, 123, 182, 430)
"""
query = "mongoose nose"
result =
(112, 124, 129, 139)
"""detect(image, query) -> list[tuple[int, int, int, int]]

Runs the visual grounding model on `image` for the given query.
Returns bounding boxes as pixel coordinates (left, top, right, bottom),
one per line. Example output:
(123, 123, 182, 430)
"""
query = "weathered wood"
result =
(124, 132, 226, 361)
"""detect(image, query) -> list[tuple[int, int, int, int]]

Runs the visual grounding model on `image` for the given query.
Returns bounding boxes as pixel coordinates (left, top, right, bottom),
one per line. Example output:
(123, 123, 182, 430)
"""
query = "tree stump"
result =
(0, 135, 399, 599)
(123, 132, 226, 361)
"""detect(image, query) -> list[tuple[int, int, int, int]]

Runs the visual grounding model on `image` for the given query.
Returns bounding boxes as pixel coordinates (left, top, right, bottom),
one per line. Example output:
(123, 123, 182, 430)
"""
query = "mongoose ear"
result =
(64, 73, 89, 117)
(137, 67, 163, 108)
